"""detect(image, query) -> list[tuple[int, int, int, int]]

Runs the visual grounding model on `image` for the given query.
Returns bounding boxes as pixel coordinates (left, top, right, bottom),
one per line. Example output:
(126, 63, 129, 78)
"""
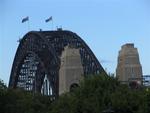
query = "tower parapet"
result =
(59, 46, 83, 95)
(116, 43, 143, 85)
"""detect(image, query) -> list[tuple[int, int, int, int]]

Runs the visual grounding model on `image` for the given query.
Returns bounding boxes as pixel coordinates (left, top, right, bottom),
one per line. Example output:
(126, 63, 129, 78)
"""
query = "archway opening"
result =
(41, 74, 53, 96)
(70, 83, 79, 92)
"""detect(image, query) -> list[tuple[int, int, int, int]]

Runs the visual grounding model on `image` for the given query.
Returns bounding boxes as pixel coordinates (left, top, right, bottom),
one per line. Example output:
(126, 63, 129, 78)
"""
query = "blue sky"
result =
(0, 0, 150, 84)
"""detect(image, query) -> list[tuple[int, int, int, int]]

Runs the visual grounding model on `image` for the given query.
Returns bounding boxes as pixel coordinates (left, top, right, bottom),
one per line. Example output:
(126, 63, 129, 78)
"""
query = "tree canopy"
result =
(50, 74, 148, 113)
(0, 74, 149, 113)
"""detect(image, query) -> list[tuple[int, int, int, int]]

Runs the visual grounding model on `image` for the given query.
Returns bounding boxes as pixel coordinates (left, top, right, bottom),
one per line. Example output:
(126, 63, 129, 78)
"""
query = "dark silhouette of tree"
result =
(0, 75, 148, 113)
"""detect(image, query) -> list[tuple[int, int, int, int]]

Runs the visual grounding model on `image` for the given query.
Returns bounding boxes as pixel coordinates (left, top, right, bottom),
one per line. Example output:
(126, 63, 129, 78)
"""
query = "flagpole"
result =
(52, 19, 53, 30)
(22, 16, 30, 31)
(27, 19, 30, 31)
(45, 16, 53, 30)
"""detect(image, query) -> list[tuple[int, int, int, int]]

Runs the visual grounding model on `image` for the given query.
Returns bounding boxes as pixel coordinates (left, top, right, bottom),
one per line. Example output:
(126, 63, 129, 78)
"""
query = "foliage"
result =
(0, 79, 52, 113)
(0, 79, 7, 89)
(0, 75, 148, 113)
(50, 74, 147, 113)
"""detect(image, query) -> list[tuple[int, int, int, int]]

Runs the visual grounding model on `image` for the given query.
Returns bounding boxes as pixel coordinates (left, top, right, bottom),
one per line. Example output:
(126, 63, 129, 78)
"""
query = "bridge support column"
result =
(59, 46, 83, 95)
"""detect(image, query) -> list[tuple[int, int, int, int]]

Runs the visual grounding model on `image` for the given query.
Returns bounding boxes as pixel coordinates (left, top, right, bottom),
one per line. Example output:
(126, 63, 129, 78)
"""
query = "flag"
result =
(45, 16, 52, 22)
(22, 16, 29, 23)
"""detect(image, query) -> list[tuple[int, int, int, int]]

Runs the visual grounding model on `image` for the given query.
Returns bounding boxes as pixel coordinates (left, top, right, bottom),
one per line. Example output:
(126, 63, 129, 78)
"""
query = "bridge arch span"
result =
(9, 30, 106, 97)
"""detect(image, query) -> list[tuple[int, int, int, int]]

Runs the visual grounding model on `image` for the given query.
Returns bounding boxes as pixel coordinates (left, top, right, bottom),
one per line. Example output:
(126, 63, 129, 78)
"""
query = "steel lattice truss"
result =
(9, 30, 105, 97)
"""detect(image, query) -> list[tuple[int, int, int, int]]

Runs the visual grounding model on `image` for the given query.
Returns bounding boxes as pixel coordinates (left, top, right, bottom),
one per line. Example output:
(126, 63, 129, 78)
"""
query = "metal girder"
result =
(9, 30, 106, 97)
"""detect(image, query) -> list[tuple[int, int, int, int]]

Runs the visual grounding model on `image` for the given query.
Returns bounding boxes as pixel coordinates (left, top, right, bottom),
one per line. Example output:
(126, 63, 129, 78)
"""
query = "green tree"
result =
(0, 75, 148, 113)
(49, 74, 147, 113)
(0, 79, 7, 113)
(0, 79, 7, 89)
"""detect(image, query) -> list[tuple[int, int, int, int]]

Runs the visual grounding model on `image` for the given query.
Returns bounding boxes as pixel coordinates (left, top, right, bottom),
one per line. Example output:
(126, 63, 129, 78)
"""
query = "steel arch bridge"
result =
(9, 30, 105, 97)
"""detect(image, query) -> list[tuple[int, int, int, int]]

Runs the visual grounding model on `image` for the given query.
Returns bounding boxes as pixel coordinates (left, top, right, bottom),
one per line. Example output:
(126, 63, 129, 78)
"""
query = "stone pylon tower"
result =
(59, 46, 83, 95)
(116, 43, 143, 84)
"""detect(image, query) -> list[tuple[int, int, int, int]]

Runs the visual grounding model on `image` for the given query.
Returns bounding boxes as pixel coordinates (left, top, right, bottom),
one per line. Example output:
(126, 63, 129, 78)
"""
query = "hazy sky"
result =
(0, 0, 150, 84)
